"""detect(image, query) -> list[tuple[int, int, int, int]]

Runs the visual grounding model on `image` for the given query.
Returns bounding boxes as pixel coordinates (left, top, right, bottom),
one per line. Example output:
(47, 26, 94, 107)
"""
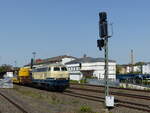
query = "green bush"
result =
(80, 79, 87, 84)
(80, 105, 91, 112)
(70, 80, 79, 83)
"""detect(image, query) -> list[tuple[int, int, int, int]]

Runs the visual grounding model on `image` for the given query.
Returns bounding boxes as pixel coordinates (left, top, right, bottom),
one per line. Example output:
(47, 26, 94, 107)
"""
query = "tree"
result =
(0, 64, 13, 73)
(116, 65, 122, 74)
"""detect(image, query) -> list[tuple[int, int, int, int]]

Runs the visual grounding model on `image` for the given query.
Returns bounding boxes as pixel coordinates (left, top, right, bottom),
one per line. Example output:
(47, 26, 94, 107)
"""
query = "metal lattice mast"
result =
(104, 37, 109, 97)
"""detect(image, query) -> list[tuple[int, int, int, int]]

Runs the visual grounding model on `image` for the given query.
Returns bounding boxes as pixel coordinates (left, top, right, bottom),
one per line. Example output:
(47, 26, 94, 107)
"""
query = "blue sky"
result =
(0, 0, 150, 66)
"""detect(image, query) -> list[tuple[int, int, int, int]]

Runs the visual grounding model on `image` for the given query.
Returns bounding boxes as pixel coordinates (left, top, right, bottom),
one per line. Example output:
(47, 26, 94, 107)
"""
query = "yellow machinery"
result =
(13, 67, 31, 84)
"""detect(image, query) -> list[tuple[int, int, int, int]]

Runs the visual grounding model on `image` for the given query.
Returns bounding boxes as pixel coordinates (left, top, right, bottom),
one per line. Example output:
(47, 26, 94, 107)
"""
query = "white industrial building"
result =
(65, 57, 116, 81)
(142, 63, 150, 74)
(126, 65, 142, 73)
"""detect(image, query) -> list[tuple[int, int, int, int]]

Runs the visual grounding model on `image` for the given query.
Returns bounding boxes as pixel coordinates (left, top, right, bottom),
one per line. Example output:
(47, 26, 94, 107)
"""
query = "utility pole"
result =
(32, 52, 36, 61)
(131, 49, 134, 73)
(97, 12, 114, 108)
(14, 60, 17, 67)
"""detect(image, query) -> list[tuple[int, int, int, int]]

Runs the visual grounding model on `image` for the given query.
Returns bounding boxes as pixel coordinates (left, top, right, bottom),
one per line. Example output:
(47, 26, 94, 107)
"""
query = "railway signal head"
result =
(99, 12, 107, 22)
(97, 39, 104, 51)
(99, 12, 108, 38)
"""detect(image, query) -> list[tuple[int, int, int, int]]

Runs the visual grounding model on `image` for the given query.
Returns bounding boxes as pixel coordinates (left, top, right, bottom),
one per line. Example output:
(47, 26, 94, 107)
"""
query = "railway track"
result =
(12, 84, 150, 112)
(68, 83, 150, 112)
(0, 91, 28, 113)
(69, 87, 150, 100)
(70, 83, 150, 93)
(64, 90, 150, 112)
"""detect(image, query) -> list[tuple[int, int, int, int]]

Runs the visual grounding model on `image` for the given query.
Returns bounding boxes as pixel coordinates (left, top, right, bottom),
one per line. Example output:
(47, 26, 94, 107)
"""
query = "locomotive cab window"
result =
(54, 67, 60, 71)
(61, 67, 67, 71)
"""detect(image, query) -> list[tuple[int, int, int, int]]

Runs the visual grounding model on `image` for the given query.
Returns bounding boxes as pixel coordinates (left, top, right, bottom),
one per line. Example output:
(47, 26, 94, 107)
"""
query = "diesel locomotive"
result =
(12, 64, 69, 91)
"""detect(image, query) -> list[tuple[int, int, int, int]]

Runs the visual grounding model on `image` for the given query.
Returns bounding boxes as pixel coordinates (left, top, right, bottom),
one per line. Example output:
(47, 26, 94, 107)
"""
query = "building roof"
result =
(144, 62, 150, 65)
(39, 55, 77, 64)
(65, 57, 116, 65)
(25, 55, 77, 66)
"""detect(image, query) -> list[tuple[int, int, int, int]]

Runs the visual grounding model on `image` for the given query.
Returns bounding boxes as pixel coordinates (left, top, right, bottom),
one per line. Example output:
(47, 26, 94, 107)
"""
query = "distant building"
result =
(117, 62, 145, 74)
(65, 57, 116, 81)
(126, 65, 141, 73)
(142, 63, 150, 74)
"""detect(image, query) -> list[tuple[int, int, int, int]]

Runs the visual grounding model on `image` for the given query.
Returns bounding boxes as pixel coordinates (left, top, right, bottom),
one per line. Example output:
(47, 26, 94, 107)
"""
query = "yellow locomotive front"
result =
(13, 67, 31, 84)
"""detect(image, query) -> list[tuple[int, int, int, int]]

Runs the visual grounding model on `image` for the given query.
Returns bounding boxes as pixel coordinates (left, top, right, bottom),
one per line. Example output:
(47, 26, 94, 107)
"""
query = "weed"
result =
(51, 94, 57, 102)
(50, 94, 61, 104)
(70, 80, 79, 83)
(80, 105, 92, 112)
(71, 99, 79, 104)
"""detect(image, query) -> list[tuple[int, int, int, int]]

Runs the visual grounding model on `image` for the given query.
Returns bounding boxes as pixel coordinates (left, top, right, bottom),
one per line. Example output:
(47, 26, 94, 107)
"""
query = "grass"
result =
(79, 105, 98, 113)
(13, 86, 44, 99)
(71, 99, 79, 104)
(70, 80, 79, 83)
(49, 94, 61, 105)
(12, 85, 104, 113)
(13, 86, 64, 105)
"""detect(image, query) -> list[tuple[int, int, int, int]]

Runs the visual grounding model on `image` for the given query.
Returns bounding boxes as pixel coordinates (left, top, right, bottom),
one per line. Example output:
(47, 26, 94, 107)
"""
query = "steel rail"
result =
(65, 90, 149, 108)
(69, 87, 150, 100)
(118, 104, 150, 112)
(0, 92, 28, 113)
(65, 90, 150, 112)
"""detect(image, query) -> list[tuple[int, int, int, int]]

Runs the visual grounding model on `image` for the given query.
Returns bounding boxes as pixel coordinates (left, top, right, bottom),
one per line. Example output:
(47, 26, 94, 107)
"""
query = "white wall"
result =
(142, 64, 150, 74)
(66, 61, 116, 81)
(66, 63, 82, 81)
(81, 62, 116, 80)
(69, 72, 83, 81)
(126, 65, 142, 73)
(61, 58, 76, 65)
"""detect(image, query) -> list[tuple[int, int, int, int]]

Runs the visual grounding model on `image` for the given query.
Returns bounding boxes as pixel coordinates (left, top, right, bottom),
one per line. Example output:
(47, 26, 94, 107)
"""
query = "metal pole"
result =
(104, 37, 109, 99)
(32, 52, 36, 61)
(98, 12, 114, 108)
(14, 61, 17, 68)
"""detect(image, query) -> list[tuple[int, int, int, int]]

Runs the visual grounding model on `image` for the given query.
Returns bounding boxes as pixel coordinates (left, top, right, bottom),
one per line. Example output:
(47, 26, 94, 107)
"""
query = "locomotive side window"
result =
(35, 67, 48, 72)
(48, 67, 51, 71)
(54, 67, 60, 71)
(61, 67, 67, 71)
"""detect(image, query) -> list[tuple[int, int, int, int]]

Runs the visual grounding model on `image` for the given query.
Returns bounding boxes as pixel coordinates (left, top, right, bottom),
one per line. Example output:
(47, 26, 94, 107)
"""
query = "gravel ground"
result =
(0, 85, 106, 113)
(0, 84, 149, 113)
